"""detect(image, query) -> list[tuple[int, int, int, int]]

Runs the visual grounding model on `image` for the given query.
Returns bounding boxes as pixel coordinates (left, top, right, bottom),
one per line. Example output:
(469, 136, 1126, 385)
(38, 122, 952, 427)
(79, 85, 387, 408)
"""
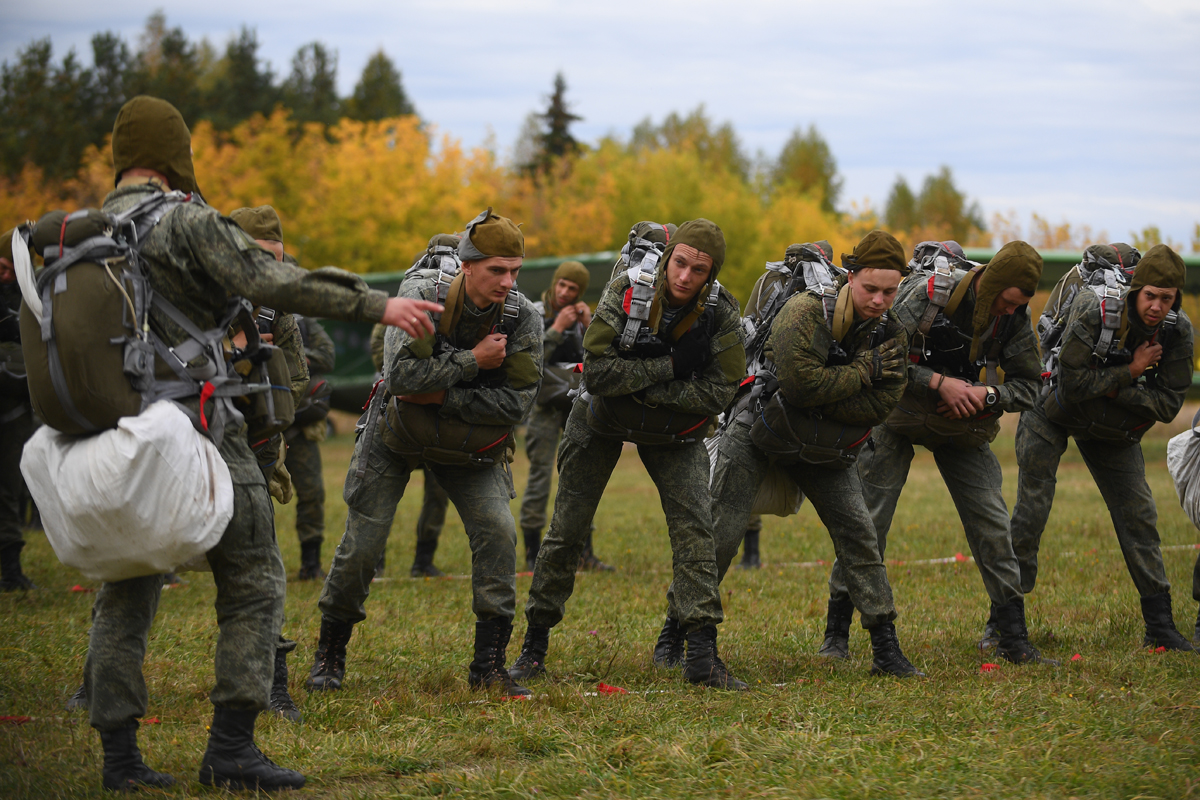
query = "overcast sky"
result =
(5, 0, 1199, 246)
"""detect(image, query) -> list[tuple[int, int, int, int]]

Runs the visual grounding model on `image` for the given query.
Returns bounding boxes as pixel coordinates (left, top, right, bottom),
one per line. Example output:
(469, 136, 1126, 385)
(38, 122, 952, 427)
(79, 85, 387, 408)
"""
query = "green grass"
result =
(2, 419, 1199, 799)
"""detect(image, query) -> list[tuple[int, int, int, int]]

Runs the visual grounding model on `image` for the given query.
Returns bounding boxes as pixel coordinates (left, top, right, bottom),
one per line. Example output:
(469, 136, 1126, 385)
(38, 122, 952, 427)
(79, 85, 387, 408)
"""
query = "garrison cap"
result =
(459, 207, 524, 260)
(842, 229, 908, 275)
(229, 206, 283, 243)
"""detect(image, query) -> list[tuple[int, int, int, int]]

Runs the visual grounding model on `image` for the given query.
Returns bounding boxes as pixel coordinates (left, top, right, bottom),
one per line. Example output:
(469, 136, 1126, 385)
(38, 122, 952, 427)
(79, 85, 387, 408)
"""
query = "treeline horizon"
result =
(3, 11, 1196, 301)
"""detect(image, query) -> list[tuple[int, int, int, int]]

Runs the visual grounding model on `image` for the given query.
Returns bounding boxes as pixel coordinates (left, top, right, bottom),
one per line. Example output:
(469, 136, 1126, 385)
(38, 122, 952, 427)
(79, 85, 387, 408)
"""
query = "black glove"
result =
(853, 338, 905, 385)
(671, 325, 711, 379)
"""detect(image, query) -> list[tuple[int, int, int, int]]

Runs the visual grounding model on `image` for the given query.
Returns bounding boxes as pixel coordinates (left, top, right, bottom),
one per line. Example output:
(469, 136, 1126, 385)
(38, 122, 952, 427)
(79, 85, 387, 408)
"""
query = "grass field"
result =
(2, 414, 1199, 799)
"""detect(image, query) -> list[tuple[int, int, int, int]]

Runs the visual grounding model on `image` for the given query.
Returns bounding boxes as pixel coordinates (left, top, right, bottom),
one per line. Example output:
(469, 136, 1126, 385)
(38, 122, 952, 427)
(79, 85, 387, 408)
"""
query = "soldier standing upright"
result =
(821, 240, 1052, 665)
(511, 219, 749, 689)
(308, 209, 542, 697)
(1010, 244, 1197, 651)
(78, 96, 440, 792)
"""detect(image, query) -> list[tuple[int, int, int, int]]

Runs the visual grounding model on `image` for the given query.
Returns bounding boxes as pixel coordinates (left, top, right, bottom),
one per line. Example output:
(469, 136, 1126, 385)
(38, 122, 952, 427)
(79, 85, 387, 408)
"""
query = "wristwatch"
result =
(984, 386, 998, 406)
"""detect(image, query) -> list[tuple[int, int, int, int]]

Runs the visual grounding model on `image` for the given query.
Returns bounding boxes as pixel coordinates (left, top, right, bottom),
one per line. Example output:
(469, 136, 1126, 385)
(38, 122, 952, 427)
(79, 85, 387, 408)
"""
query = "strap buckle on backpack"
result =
(1094, 285, 1124, 359)
(619, 249, 660, 351)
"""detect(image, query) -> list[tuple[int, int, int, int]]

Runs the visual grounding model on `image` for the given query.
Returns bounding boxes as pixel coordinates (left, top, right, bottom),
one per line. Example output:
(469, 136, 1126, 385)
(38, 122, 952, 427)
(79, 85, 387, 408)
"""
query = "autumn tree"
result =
(884, 177, 918, 231)
(885, 166, 985, 243)
(345, 50, 415, 121)
(631, 106, 749, 180)
(772, 125, 843, 213)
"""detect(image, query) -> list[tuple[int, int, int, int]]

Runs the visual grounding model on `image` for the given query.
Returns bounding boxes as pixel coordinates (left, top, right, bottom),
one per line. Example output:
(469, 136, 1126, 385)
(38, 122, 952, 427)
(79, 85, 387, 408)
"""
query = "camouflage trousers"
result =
(0, 403, 33, 549)
(519, 403, 569, 533)
(524, 400, 723, 632)
(1009, 404, 1170, 597)
(319, 417, 518, 623)
(668, 421, 896, 629)
(417, 468, 449, 545)
(830, 424, 1023, 607)
(86, 479, 285, 732)
(286, 432, 326, 544)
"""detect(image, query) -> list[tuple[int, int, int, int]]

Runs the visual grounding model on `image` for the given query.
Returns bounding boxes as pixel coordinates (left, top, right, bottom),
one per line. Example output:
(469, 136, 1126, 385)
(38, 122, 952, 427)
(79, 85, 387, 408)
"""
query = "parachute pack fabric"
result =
(20, 400, 233, 582)
(1167, 410, 1200, 531)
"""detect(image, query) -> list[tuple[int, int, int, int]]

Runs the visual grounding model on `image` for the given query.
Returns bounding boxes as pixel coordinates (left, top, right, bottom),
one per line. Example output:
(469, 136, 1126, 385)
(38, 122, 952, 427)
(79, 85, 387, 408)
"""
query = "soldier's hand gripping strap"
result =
(618, 241, 662, 351)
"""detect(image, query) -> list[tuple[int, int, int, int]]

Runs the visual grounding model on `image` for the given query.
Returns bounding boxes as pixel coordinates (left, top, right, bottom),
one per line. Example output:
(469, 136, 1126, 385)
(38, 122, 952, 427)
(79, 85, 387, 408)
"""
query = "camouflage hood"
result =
(970, 240, 1042, 360)
(112, 96, 200, 194)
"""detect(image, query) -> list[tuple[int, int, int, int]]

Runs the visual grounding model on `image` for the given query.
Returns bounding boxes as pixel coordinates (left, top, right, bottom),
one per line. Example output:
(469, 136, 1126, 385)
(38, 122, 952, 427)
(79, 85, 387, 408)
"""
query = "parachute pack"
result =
(12, 193, 273, 445)
(1037, 244, 1155, 398)
(731, 243, 881, 469)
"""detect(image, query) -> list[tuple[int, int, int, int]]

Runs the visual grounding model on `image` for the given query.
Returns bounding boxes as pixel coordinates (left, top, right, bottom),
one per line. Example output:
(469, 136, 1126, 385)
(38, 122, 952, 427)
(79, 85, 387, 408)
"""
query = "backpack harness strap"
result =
(910, 263, 980, 362)
(1094, 285, 1125, 359)
(619, 243, 662, 351)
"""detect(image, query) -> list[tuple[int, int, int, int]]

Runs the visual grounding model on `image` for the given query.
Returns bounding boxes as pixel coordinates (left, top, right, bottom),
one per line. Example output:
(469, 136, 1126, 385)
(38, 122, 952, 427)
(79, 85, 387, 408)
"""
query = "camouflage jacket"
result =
(892, 269, 1042, 413)
(1058, 290, 1193, 423)
(296, 315, 336, 375)
(765, 291, 908, 427)
(102, 183, 390, 482)
(382, 270, 542, 427)
(533, 299, 586, 365)
(582, 272, 745, 417)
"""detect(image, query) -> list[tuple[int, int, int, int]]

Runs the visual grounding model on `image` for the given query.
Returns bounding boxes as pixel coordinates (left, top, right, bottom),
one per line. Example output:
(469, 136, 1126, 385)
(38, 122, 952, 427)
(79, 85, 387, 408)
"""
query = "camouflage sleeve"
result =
(302, 318, 337, 374)
(815, 316, 909, 427)
(641, 289, 745, 416)
(1059, 292, 1135, 403)
(272, 312, 309, 403)
(1110, 311, 1193, 423)
(177, 206, 388, 322)
(442, 297, 543, 426)
(370, 323, 387, 373)
(582, 276, 676, 396)
(771, 293, 867, 409)
(994, 310, 1043, 413)
(542, 325, 565, 365)
(383, 277, 476, 396)
(890, 276, 940, 400)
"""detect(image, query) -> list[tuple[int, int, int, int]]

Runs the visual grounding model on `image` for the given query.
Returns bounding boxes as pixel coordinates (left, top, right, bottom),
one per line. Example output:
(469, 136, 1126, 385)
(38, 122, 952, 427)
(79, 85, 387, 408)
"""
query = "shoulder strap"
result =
(619, 248, 661, 350)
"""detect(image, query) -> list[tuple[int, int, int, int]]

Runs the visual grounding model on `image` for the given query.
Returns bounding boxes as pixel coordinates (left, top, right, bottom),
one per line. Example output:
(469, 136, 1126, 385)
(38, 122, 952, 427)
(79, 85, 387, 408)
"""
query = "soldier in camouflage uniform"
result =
(510, 219, 749, 690)
(658, 231, 922, 677)
(81, 96, 440, 792)
(309, 209, 542, 697)
(286, 312, 336, 580)
(823, 240, 1052, 665)
(1009, 244, 1197, 651)
(519, 259, 612, 571)
(0, 230, 35, 591)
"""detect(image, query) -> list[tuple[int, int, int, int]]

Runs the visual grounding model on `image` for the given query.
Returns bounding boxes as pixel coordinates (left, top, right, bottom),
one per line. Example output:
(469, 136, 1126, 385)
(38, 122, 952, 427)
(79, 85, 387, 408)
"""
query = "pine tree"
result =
(206, 27, 276, 129)
(772, 125, 843, 213)
(282, 43, 340, 126)
(884, 177, 918, 232)
(345, 51, 415, 121)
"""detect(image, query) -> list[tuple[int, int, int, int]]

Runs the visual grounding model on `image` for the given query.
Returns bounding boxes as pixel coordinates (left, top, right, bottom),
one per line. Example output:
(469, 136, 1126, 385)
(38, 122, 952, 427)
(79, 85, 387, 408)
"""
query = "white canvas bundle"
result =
(20, 400, 233, 582)
(1167, 413, 1200, 531)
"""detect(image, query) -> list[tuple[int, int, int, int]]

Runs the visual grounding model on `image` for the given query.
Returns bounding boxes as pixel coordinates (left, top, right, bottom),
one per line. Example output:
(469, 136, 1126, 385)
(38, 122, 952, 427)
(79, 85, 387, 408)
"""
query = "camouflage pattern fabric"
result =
(86, 483, 284, 731)
(1009, 405, 1171, 597)
(525, 400, 724, 631)
(84, 182, 389, 731)
(1009, 296, 1192, 597)
(668, 293, 905, 627)
(0, 407, 32, 549)
(286, 435, 325, 544)
(828, 275, 1042, 608)
(319, 421, 520, 622)
(417, 468, 449, 544)
(519, 398, 569, 533)
(320, 268, 541, 624)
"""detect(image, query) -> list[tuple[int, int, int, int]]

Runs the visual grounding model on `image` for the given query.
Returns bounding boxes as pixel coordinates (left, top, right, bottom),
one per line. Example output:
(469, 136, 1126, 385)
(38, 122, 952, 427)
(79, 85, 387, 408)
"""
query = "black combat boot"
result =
(735, 529, 761, 569)
(1194, 605, 1199, 645)
(0, 541, 36, 591)
(652, 616, 686, 668)
(817, 596, 854, 660)
(578, 531, 615, 571)
(66, 683, 87, 711)
(978, 605, 999, 650)
(306, 618, 353, 691)
(994, 598, 1057, 665)
(868, 622, 924, 677)
(99, 723, 176, 792)
(468, 618, 531, 696)
(410, 539, 444, 578)
(198, 706, 305, 791)
(522, 528, 541, 571)
(1140, 592, 1196, 651)
(297, 539, 325, 581)
(508, 625, 550, 681)
(683, 625, 748, 690)
(269, 648, 302, 723)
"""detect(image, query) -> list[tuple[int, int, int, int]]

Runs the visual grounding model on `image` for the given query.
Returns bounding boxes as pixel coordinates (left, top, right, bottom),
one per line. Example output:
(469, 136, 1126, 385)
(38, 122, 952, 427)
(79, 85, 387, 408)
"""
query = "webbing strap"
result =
(0, 404, 28, 424)
(1094, 286, 1124, 359)
(46, 332, 96, 432)
(944, 266, 981, 318)
(619, 253, 659, 350)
